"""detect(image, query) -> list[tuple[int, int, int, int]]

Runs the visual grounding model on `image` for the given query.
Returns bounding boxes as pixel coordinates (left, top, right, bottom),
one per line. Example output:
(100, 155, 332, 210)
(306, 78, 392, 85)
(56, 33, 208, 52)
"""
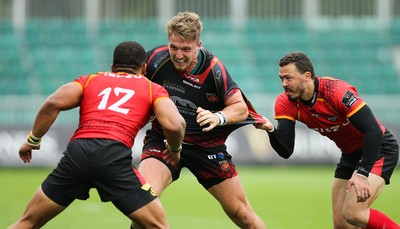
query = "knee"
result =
(342, 206, 363, 226)
(9, 218, 40, 229)
(227, 205, 259, 228)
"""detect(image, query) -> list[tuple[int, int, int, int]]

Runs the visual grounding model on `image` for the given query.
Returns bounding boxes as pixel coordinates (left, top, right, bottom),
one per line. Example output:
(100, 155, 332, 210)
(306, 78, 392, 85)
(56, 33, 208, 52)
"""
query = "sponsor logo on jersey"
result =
(163, 80, 185, 93)
(182, 80, 201, 89)
(341, 90, 358, 108)
(183, 73, 200, 83)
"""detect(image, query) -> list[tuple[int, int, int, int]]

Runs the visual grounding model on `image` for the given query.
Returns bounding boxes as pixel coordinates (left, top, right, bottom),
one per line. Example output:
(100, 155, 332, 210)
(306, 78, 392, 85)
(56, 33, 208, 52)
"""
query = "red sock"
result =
(365, 209, 400, 229)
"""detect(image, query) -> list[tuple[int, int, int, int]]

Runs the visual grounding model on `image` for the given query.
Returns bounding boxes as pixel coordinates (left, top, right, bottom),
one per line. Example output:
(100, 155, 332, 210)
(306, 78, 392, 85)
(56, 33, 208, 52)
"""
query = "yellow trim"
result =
(347, 101, 366, 118)
(84, 74, 97, 88)
(154, 96, 169, 105)
(72, 81, 83, 91)
(275, 115, 296, 122)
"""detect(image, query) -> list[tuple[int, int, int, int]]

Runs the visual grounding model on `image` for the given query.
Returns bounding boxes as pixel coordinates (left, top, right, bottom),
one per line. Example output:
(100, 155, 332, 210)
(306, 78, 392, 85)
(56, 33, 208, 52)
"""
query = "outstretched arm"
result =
(19, 82, 82, 163)
(255, 117, 296, 159)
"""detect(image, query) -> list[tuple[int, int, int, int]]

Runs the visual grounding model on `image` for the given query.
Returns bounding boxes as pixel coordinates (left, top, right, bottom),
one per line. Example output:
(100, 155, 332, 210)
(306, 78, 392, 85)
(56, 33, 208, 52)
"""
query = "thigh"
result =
(18, 186, 66, 228)
(126, 198, 168, 228)
(208, 175, 250, 214)
(140, 133, 179, 196)
(138, 158, 173, 197)
(344, 173, 386, 212)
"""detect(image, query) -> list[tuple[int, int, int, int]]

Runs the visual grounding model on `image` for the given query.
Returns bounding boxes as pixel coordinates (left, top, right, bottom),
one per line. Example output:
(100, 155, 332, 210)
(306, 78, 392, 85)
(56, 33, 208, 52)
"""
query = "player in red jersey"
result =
(8, 41, 185, 229)
(256, 52, 399, 229)
(138, 11, 266, 229)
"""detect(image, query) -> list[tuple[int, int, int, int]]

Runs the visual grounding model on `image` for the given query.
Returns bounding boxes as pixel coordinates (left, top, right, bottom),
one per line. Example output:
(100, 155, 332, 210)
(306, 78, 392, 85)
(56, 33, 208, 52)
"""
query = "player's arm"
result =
(197, 89, 248, 132)
(256, 118, 296, 159)
(153, 97, 186, 152)
(220, 90, 249, 124)
(348, 105, 383, 176)
(19, 82, 82, 163)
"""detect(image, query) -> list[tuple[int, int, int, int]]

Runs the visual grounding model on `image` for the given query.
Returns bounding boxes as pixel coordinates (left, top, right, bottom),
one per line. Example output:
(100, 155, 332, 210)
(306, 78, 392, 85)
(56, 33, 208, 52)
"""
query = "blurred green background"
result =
(1, 0, 400, 228)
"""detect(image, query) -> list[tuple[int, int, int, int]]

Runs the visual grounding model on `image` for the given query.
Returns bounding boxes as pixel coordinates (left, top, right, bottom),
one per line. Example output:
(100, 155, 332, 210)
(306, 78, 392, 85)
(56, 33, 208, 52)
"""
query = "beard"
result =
(285, 85, 305, 102)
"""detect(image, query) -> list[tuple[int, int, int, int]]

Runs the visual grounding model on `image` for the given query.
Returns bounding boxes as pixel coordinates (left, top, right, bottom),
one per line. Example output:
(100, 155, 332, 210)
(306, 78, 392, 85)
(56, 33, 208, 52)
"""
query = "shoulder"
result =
(147, 45, 169, 63)
(318, 76, 358, 102)
(73, 73, 100, 87)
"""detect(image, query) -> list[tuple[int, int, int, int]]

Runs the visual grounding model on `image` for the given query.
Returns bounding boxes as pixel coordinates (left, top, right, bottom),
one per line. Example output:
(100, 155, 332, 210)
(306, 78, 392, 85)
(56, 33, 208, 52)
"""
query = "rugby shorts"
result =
(335, 129, 399, 184)
(41, 138, 157, 215)
(141, 130, 238, 190)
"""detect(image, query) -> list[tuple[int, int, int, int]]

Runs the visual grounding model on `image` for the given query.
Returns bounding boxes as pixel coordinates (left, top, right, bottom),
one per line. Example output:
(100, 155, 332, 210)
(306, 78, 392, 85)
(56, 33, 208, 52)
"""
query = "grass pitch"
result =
(1, 166, 399, 229)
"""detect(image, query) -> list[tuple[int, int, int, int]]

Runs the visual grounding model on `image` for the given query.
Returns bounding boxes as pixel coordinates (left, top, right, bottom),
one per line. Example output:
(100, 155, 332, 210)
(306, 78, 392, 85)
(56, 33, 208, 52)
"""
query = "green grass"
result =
(1, 166, 399, 229)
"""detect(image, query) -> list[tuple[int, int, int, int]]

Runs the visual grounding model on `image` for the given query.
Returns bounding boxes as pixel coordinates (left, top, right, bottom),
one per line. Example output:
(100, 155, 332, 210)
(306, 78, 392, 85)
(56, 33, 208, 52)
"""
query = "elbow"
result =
(236, 104, 249, 122)
(165, 117, 186, 135)
(276, 150, 293, 159)
(280, 154, 292, 159)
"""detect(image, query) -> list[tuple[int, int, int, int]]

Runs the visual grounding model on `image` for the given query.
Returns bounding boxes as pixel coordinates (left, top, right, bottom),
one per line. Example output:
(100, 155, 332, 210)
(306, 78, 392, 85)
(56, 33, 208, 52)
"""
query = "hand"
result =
(162, 140, 181, 167)
(254, 116, 275, 132)
(346, 171, 370, 203)
(19, 142, 40, 163)
(196, 107, 218, 132)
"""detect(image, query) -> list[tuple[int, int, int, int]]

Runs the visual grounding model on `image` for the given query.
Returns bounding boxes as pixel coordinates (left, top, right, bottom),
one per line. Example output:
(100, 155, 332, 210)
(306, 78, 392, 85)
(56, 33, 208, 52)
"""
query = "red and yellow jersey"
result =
(275, 76, 385, 153)
(71, 71, 169, 148)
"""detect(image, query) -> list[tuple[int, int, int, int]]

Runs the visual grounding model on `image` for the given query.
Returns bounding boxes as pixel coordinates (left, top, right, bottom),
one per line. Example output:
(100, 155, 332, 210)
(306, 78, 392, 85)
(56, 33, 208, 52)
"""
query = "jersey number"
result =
(97, 87, 135, 114)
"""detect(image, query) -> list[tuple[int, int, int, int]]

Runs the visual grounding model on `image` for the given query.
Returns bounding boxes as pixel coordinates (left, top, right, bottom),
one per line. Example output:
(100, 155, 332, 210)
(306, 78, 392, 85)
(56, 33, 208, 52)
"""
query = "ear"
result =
(141, 64, 147, 75)
(198, 40, 202, 48)
(305, 71, 312, 80)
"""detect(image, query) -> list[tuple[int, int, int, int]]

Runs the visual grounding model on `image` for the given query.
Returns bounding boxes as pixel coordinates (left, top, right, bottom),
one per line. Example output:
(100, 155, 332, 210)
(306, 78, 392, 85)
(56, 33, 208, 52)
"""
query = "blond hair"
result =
(166, 11, 203, 43)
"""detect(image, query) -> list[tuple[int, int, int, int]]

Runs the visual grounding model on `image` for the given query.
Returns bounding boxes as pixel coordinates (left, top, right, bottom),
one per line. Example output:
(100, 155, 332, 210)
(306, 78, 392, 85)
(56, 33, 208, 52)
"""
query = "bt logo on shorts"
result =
(207, 152, 225, 160)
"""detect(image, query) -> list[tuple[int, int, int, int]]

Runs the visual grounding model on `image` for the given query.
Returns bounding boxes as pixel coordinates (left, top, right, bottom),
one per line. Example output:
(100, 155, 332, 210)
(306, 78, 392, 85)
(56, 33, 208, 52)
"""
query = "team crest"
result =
(206, 93, 220, 103)
(341, 90, 358, 108)
(219, 160, 230, 171)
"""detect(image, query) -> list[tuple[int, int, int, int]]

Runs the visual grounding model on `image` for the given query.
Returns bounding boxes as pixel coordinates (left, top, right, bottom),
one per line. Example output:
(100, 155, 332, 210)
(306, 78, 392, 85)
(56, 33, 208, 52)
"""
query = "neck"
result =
(301, 78, 317, 102)
(114, 67, 137, 75)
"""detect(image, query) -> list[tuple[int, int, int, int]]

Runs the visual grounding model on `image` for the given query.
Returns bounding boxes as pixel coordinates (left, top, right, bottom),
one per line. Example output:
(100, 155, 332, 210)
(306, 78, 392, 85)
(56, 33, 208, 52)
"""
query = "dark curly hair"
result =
(113, 41, 146, 70)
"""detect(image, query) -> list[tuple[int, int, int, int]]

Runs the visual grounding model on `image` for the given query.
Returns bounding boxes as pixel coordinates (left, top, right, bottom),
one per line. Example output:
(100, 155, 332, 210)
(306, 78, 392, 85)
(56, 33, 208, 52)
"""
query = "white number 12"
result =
(97, 87, 135, 114)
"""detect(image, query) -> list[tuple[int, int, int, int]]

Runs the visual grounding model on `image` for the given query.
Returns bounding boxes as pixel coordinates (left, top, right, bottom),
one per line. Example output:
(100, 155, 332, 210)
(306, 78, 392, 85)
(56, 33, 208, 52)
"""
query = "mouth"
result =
(174, 58, 185, 65)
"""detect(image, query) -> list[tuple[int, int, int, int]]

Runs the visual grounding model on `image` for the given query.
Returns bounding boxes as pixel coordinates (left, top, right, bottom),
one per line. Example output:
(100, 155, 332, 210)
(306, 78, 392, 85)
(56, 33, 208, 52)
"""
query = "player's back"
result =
(71, 71, 168, 147)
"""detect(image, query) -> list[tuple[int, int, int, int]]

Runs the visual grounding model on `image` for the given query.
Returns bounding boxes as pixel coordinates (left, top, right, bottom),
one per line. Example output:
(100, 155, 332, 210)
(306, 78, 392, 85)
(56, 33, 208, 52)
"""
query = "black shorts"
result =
(335, 129, 399, 184)
(41, 138, 157, 215)
(141, 130, 238, 190)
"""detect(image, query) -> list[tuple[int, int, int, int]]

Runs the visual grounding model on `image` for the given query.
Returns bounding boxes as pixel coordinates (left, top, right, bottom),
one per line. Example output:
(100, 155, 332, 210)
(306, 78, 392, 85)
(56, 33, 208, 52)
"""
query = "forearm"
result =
(220, 102, 248, 124)
(268, 128, 294, 159)
(31, 101, 61, 138)
(163, 124, 185, 151)
(349, 105, 383, 175)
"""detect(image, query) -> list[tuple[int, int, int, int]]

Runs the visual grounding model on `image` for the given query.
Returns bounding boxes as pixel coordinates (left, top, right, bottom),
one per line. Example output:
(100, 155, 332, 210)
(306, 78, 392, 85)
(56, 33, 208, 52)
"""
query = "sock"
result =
(365, 209, 400, 229)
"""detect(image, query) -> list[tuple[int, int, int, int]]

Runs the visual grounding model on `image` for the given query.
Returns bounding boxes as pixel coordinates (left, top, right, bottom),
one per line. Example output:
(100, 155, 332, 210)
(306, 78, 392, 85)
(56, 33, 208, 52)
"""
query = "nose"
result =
(175, 49, 184, 59)
(281, 79, 288, 87)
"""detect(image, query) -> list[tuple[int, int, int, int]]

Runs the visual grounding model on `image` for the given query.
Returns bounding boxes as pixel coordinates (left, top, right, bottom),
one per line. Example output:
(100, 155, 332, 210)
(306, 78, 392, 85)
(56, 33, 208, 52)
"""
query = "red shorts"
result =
(141, 130, 238, 189)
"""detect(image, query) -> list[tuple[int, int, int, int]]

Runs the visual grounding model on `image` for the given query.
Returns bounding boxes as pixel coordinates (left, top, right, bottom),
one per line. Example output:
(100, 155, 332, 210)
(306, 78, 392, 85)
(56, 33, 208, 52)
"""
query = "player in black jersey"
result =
(138, 11, 266, 229)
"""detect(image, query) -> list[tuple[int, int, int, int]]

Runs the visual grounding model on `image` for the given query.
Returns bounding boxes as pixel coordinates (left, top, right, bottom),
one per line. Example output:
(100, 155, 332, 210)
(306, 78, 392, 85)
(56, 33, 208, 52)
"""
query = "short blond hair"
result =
(166, 11, 203, 43)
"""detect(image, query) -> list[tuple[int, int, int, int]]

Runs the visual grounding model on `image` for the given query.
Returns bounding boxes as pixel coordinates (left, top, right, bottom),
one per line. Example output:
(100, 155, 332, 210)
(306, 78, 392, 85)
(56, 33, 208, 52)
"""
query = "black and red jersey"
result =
(146, 46, 264, 147)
